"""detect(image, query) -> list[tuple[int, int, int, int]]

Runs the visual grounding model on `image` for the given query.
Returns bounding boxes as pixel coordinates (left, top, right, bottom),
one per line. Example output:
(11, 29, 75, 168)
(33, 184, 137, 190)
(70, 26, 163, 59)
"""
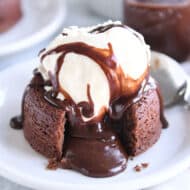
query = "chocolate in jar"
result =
(124, 0, 190, 62)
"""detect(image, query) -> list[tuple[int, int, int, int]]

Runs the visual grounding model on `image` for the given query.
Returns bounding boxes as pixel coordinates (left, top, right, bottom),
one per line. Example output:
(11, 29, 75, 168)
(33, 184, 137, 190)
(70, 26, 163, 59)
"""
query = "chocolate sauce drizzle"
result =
(89, 23, 124, 34)
(41, 42, 118, 122)
(41, 42, 119, 100)
(77, 84, 94, 118)
(11, 23, 168, 131)
(89, 23, 143, 43)
(38, 48, 46, 56)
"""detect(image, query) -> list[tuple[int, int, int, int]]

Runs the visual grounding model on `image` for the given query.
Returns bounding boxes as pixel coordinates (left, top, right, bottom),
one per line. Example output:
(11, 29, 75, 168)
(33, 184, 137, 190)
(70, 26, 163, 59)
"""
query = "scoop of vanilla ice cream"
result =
(39, 21, 150, 121)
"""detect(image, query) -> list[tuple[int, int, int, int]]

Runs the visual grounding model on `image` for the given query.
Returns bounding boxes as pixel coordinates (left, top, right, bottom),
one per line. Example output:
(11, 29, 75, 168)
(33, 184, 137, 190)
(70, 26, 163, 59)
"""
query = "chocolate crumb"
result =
(134, 165, 141, 172)
(60, 158, 71, 169)
(47, 158, 59, 170)
(141, 163, 149, 168)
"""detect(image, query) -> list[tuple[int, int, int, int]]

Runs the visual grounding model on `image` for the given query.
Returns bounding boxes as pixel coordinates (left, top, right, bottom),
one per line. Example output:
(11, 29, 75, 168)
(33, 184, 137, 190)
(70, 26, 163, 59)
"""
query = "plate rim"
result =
(0, 153, 190, 190)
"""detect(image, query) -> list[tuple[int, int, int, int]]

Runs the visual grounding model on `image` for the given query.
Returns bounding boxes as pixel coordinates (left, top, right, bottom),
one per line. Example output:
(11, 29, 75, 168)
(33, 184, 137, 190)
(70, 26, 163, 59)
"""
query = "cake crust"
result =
(23, 75, 66, 159)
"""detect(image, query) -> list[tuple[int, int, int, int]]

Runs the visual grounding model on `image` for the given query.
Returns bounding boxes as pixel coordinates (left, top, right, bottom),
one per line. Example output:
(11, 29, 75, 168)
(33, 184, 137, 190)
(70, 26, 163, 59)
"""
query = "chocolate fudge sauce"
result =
(61, 135, 127, 177)
(89, 23, 124, 33)
(10, 24, 168, 177)
(124, 0, 190, 61)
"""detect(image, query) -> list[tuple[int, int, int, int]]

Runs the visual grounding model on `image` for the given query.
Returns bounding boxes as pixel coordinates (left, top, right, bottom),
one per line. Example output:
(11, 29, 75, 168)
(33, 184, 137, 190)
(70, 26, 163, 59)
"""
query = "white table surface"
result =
(0, 0, 190, 189)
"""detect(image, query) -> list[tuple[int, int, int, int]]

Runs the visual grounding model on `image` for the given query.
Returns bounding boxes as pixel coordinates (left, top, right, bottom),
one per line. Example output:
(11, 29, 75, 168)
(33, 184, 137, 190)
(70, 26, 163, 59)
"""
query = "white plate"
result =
(0, 59, 190, 190)
(0, 0, 65, 57)
(86, 0, 123, 20)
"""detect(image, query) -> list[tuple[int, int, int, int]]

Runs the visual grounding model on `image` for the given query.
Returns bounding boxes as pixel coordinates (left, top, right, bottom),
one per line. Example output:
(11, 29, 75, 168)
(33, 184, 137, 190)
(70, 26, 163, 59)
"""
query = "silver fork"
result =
(150, 51, 190, 108)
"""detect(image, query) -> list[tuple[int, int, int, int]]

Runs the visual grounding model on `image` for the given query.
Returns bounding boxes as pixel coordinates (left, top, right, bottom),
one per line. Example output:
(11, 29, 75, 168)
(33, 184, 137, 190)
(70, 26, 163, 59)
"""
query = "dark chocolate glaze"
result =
(124, 0, 190, 61)
(11, 23, 168, 177)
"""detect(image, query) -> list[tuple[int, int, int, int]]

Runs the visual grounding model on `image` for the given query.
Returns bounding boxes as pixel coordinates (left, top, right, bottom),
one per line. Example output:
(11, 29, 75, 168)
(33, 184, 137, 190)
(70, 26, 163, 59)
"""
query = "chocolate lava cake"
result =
(10, 21, 168, 178)
(0, 0, 22, 33)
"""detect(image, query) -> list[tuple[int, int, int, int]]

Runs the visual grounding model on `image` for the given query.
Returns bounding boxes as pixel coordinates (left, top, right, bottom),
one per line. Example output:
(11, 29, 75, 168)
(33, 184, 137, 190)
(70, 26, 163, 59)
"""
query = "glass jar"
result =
(124, 0, 190, 62)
